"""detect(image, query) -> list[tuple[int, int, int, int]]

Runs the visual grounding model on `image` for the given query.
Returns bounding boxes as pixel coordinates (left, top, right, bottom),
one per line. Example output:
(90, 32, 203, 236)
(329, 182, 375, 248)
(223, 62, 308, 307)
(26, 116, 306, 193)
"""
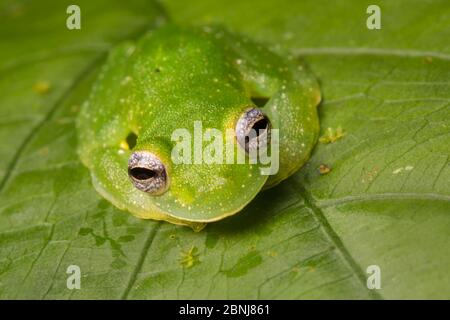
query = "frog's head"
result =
(126, 106, 272, 223)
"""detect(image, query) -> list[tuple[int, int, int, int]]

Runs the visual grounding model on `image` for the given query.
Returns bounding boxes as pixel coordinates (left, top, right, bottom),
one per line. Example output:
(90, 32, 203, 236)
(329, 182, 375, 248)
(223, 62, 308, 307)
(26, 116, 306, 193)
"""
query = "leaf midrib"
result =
(317, 192, 450, 208)
(292, 47, 450, 61)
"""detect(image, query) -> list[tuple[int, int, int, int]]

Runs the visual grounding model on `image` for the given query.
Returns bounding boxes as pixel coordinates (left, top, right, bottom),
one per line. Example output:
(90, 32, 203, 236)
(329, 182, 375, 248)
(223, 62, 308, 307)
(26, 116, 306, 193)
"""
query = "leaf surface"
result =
(0, 0, 449, 299)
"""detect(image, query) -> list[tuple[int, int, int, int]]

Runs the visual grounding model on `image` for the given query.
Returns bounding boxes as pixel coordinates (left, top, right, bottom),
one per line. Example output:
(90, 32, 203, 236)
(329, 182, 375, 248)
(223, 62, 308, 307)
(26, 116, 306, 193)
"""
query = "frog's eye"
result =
(128, 151, 169, 195)
(236, 108, 271, 153)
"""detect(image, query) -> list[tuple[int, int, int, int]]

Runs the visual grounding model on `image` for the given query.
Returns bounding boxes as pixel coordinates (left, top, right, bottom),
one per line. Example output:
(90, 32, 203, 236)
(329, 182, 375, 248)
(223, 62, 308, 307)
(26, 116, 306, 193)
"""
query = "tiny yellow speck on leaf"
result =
(33, 81, 51, 95)
(424, 56, 433, 64)
(267, 251, 278, 257)
(318, 164, 331, 175)
(292, 267, 301, 274)
(319, 126, 346, 144)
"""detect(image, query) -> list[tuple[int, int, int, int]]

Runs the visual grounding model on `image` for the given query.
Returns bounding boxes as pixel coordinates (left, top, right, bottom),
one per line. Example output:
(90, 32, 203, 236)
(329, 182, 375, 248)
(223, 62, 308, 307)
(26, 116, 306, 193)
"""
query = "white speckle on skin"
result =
(121, 76, 132, 85)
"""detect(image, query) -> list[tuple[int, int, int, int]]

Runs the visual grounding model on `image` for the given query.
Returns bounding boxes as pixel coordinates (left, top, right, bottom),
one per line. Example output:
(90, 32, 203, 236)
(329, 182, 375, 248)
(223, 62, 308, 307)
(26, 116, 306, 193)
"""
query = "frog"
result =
(76, 25, 321, 231)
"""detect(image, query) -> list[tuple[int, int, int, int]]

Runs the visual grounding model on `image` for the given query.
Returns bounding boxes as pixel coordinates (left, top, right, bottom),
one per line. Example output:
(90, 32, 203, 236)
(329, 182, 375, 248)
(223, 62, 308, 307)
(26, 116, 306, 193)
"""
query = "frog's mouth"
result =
(150, 169, 269, 223)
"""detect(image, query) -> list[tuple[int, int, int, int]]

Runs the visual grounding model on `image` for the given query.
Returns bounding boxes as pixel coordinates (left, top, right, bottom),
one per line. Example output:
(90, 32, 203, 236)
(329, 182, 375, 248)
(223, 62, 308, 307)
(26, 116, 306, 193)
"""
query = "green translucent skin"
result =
(77, 25, 321, 230)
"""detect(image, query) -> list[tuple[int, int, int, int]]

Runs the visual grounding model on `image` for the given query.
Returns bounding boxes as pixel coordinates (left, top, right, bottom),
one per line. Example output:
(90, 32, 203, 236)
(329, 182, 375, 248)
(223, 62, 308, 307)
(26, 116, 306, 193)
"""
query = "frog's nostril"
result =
(128, 151, 168, 195)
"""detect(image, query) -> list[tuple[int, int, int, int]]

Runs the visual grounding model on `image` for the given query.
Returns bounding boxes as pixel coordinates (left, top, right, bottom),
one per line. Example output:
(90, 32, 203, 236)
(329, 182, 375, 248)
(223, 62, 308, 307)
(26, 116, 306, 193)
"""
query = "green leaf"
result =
(0, 0, 449, 299)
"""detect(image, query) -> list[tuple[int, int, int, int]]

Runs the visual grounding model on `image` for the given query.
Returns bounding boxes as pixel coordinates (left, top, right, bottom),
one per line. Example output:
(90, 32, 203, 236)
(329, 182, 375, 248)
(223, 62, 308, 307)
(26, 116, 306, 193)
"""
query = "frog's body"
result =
(77, 25, 320, 230)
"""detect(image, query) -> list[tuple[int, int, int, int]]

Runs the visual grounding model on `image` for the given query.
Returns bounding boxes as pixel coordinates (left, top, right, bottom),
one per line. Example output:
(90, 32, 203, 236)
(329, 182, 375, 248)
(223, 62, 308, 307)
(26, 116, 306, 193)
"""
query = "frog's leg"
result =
(219, 30, 321, 187)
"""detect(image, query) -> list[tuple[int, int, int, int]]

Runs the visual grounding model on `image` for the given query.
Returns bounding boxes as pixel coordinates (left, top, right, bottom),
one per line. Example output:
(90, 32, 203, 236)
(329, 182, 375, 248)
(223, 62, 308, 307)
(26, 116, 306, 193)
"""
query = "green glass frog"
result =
(77, 25, 321, 231)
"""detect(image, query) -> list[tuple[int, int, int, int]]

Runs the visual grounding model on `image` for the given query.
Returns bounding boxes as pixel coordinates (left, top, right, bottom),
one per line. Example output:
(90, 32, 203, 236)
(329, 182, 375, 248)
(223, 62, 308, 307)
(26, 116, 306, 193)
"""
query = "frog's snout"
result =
(128, 151, 169, 195)
(236, 108, 271, 153)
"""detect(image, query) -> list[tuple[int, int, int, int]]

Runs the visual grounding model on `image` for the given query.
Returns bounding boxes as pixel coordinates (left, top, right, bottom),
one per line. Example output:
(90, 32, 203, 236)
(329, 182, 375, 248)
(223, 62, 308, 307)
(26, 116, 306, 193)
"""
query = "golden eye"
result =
(128, 151, 169, 195)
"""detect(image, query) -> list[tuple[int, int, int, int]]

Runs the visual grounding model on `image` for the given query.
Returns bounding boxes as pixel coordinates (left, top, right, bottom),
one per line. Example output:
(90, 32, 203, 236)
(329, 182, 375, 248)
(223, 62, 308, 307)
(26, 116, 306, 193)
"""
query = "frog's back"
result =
(77, 25, 251, 164)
